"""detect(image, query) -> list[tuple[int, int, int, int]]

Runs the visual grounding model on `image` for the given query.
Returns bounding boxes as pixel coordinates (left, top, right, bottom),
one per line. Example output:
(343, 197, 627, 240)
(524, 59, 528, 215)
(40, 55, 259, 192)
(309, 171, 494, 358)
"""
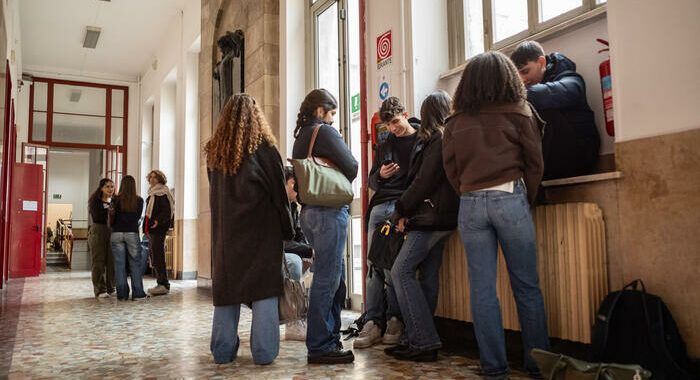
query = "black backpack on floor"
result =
(589, 279, 698, 380)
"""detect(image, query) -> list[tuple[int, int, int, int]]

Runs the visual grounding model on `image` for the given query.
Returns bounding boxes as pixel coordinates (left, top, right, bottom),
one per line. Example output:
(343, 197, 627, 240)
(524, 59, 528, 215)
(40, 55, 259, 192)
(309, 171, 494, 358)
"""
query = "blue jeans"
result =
(458, 180, 550, 375)
(366, 201, 401, 329)
(210, 297, 280, 365)
(110, 232, 146, 300)
(300, 205, 348, 356)
(140, 234, 150, 276)
(284, 253, 303, 281)
(391, 229, 452, 350)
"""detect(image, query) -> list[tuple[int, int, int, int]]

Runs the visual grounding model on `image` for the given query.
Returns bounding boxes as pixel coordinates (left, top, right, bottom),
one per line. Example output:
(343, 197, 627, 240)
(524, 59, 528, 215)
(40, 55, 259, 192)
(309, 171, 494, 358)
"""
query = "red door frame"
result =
(2, 101, 16, 285)
(0, 61, 13, 287)
(21, 142, 50, 273)
(27, 77, 128, 170)
(358, 0, 370, 305)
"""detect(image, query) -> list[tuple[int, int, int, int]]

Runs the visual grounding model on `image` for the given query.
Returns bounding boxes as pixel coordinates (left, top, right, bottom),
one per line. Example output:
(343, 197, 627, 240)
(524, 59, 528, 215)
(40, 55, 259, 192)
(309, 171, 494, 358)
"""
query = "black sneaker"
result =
(384, 344, 409, 357)
(392, 347, 438, 362)
(307, 347, 355, 364)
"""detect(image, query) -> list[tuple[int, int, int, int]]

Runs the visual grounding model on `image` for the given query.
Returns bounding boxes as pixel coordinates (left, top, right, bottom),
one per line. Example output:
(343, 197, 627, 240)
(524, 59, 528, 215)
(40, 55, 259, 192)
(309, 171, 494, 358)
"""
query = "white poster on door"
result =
(22, 200, 38, 211)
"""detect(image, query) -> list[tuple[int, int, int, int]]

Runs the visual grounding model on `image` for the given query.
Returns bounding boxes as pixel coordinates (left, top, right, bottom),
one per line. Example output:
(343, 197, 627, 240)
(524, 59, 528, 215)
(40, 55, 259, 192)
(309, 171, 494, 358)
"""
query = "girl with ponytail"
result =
(291, 89, 358, 364)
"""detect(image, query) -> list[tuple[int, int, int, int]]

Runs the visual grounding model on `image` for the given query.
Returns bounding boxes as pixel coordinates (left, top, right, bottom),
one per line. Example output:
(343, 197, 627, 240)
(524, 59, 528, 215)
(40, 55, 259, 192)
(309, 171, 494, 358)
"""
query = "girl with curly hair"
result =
(443, 51, 549, 379)
(205, 94, 293, 365)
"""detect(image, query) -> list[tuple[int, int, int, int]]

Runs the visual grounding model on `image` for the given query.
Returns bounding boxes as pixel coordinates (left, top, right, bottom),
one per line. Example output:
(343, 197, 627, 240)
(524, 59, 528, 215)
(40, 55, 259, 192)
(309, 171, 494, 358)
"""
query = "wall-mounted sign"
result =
(377, 30, 392, 70)
(379, 82, 390, 101)
(52, 194, 62, 200)
(22, 200, 38, 211)
(351, 94, 360, 113)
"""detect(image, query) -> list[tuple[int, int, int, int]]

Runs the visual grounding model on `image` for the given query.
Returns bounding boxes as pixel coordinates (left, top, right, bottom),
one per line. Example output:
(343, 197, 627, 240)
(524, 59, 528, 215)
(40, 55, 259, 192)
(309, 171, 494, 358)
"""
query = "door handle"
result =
(33, 225, 40, 231)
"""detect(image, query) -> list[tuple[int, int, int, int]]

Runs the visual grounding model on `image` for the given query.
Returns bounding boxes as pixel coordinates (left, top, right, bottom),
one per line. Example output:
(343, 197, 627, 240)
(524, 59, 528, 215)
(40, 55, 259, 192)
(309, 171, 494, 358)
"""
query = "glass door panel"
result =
(314, 0, 363, 310)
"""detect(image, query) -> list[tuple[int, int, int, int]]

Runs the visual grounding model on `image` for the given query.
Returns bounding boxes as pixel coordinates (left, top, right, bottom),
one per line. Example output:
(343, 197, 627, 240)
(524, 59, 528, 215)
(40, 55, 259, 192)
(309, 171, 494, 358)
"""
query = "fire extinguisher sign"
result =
(377, 30, 392, 70)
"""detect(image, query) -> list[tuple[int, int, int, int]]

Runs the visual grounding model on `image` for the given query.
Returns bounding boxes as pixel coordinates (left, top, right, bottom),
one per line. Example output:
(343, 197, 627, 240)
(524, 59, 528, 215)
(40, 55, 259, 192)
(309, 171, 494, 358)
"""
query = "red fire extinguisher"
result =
(597, 38, 614, 136)
(370, 112, 388, 161)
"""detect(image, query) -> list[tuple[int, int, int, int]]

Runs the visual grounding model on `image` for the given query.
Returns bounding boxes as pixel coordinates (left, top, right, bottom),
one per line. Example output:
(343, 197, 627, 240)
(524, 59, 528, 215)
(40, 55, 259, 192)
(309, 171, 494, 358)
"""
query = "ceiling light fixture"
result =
(69, 89, 82, 103)
(83, 26, 102, 49)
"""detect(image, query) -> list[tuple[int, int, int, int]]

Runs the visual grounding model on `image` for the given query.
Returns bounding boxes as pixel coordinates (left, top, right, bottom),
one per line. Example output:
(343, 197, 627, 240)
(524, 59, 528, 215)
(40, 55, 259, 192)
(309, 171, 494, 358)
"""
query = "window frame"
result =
(28, 77, 128, 170)
(448, 0, 607, 69)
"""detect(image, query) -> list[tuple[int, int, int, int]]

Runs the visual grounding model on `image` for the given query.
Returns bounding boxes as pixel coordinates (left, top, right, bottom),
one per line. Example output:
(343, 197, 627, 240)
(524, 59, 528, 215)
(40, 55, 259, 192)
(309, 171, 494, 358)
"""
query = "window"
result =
(451, 0, 606, 65)
(28, 78, 129, 174)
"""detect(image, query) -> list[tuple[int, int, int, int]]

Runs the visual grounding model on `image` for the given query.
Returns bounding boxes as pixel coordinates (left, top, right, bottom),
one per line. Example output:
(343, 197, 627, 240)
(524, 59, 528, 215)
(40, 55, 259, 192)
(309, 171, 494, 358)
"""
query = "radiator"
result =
(165, 235, 174, 271)
(435, 202, 608, 343)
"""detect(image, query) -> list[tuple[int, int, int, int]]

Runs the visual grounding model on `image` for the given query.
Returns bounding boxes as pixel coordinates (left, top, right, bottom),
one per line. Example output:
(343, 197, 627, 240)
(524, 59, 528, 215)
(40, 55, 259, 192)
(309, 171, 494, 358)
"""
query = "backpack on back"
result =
(589, 279, 698, 380)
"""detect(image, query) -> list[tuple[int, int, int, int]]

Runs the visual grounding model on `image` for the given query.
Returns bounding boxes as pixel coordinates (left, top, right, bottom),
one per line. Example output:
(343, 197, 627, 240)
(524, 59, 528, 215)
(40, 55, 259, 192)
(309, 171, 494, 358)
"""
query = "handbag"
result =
(290, 124, 354, 208)
(367, 222, 406, 271)
(531, 348, 652, 380)
(278, 259, 308, 324)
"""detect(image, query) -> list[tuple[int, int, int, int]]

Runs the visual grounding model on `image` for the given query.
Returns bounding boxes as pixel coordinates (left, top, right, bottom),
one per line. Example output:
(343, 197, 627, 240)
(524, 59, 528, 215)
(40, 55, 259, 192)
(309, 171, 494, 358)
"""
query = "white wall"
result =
(47, 150, 90, 229)
(138, 4, 200, 220)
(608, 0, 700, 142)
(365, 0, 412, 116)
(409, 0, 450, 118)
(280, 0, 306, 158)
(159, 74, 177, 192)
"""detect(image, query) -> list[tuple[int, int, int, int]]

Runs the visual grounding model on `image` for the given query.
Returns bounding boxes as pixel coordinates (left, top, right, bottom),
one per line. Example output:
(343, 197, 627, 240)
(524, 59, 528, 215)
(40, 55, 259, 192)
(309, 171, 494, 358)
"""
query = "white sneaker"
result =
(285, 320, 307, 341)
(148, 285, 169, 296)
(353, 320, 382, 348)
(383, 317, 404, 345)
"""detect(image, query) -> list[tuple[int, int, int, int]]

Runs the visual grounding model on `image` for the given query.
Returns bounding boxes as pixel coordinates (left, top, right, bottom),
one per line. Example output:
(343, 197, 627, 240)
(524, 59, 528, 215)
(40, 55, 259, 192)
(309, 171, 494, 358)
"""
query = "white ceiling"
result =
(20, 0, 186, 81)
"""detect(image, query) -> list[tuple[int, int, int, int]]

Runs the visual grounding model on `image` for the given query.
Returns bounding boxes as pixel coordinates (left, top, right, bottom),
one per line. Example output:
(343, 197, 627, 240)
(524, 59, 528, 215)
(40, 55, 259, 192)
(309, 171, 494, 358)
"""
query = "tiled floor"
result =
(0, 271, 530, 379)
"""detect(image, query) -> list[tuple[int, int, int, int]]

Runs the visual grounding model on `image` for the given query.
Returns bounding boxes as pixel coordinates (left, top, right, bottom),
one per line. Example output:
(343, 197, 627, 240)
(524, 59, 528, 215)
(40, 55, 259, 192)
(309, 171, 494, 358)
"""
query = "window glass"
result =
(32, 112, 47, 141)
(111, 89, 124, 117)
(34, 82, 48, 111)
(492, 0, 528, 42)
(52, 114, 105, 145)
(53, 84, 106, 115)
(540, 0, 581, 22)
(464, 0, 485, 58)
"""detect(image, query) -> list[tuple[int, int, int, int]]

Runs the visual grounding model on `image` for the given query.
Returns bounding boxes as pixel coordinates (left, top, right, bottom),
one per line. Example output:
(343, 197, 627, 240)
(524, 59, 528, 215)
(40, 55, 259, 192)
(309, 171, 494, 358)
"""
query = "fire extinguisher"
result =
(597, 38, 614, 136)
(370, 112, 389, 161)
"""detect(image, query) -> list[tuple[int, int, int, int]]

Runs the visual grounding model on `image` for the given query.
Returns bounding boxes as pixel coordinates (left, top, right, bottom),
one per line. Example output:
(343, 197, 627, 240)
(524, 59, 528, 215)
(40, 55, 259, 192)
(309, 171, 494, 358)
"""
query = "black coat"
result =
(284, 203, 313, 259)
(143, 194, 171, 235)
(208, 144, 293, 306)
(392, 131, 458, 231)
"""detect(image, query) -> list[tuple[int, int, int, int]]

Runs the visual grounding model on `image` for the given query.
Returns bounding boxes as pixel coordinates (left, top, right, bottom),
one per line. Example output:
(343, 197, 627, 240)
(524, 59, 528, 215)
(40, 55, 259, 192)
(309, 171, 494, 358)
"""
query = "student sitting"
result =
(282, 166, 314, 341)
(385, 91, 459, 362)
(443, 51, 550, 379)
(511, 40, 600, 180)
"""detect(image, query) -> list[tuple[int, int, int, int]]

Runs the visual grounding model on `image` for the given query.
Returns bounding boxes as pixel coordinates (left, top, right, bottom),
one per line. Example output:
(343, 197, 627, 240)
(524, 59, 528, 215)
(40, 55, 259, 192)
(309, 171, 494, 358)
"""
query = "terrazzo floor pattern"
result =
(0, 271, 531, 379)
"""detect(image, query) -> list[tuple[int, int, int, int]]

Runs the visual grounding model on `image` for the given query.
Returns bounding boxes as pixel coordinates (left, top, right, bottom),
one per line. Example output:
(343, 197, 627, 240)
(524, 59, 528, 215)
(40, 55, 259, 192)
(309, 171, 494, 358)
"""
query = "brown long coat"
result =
(208, 144, 293, 306)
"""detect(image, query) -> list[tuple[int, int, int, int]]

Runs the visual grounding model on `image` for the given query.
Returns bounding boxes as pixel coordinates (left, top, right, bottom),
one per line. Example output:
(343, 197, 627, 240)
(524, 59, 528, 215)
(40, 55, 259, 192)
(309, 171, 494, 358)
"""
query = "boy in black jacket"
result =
(511, 40, 600, 180)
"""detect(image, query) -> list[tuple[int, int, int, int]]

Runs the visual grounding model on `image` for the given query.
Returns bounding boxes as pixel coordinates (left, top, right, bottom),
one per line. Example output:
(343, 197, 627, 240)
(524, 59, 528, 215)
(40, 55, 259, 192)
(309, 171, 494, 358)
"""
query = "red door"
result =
(8, 163, 44, 278)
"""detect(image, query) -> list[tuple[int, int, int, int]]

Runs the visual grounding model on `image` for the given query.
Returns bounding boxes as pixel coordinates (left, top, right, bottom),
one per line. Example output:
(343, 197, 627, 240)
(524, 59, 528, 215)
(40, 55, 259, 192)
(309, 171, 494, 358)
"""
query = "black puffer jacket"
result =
(527, 53, 600, 178)
(392, 131, 458, 231)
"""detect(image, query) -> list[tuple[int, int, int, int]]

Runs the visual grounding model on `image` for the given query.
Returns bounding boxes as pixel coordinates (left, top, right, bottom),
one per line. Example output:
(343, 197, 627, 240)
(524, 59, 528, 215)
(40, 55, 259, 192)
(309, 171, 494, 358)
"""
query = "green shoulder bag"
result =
(290, 124, 354, 208)
(532, 349, 652, 380)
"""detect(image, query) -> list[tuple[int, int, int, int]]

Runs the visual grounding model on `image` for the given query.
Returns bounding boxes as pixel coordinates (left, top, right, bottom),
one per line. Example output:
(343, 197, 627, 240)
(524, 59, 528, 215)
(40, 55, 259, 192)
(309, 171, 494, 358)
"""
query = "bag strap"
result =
(548, 354, 565, 380)
(307, 124, 323, 159)
(623, 279, 647, 293)
(282, 255, 292, 278)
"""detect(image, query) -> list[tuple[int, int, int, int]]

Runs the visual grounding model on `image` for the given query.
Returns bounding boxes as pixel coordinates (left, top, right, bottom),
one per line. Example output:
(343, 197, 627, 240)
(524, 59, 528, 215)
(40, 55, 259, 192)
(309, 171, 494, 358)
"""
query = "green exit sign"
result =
(52, 194, 62, 199)
(351, 94, 360, 113)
